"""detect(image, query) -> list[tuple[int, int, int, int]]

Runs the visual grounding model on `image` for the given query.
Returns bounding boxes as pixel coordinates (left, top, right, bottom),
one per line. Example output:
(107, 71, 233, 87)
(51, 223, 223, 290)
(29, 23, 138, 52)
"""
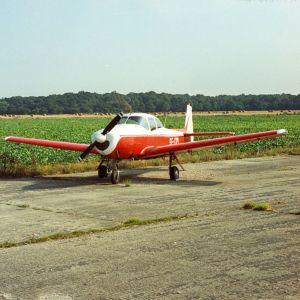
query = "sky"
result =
(0, 0, 300, 97)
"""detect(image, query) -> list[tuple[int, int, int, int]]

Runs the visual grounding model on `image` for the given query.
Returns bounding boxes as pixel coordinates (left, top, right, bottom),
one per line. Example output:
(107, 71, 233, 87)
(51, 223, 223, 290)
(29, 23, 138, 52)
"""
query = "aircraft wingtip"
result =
(5, 136, 11, 141)
(277, 129, 288, 135)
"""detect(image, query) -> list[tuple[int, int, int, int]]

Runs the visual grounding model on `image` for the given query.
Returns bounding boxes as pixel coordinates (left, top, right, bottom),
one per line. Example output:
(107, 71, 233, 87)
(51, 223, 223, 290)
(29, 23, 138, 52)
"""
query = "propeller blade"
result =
(78, 142, 96, 161)
(78, 112, 123, 161)
(102, 112, 123, 135)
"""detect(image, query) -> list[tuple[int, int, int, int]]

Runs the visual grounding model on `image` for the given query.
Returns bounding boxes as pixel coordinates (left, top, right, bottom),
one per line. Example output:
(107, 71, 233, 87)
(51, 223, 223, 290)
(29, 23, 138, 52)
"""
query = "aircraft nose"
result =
(93, 132, 106, 144)
(91, 132, 109, 151)
(91, 131, 120, 155)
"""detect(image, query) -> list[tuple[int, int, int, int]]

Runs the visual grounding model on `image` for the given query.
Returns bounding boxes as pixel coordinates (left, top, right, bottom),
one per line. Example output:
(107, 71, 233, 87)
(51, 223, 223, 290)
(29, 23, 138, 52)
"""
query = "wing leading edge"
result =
(5, 136, 98, 154)
(184, 131, 235, 137)
(139, 129, 288, 158)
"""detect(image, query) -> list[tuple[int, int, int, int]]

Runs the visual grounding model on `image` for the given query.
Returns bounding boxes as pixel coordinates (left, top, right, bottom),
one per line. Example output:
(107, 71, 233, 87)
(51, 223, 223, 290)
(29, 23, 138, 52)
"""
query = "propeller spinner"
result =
(78, 112, 123, 161)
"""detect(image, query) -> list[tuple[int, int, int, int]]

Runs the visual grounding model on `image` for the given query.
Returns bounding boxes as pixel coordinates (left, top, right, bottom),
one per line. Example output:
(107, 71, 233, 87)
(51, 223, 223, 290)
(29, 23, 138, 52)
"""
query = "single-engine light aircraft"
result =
(5, 105, 288, 184)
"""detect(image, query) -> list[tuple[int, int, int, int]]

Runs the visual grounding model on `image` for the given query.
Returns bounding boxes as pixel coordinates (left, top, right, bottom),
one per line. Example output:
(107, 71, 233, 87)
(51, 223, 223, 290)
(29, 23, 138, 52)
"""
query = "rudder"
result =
(184, 104, 194, 142)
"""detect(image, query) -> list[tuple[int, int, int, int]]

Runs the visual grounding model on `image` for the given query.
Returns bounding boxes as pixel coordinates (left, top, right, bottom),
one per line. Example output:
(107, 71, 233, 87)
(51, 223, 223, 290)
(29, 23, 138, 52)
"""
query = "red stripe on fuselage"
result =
(107, 135, 185, 159)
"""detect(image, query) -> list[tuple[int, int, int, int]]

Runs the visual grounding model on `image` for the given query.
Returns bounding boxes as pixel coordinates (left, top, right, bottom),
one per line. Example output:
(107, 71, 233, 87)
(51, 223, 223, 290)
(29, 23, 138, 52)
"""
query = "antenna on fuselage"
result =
(163, 111, 168, 127)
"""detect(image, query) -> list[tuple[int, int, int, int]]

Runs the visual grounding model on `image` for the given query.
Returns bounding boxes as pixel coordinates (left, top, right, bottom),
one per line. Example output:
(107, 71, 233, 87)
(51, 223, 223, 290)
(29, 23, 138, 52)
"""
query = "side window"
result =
(139, 117, 150, 130)
(155, 117, 163, 128)
(148, 118, 157, 131)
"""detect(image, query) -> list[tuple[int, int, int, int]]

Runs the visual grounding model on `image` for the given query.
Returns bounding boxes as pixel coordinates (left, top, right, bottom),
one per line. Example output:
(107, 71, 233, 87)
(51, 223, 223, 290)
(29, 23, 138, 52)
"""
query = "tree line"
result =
(0, 91, 299, 114)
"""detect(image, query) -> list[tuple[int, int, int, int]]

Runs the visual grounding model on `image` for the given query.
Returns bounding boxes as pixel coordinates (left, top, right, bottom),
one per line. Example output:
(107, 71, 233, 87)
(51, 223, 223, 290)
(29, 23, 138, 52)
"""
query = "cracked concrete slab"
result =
(0, 156, 299, 299)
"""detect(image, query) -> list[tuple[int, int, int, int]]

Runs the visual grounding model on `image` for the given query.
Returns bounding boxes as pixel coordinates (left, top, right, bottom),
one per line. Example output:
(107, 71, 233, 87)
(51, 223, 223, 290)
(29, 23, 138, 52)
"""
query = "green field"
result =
(0, 114, 299, 176)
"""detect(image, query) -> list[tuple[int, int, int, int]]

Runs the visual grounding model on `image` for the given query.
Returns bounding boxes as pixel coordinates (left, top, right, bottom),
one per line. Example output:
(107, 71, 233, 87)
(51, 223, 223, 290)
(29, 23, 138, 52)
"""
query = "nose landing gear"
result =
(111, 168, 120, 184)
(98, 165, 109, 178)
(98, 159, 120, 184)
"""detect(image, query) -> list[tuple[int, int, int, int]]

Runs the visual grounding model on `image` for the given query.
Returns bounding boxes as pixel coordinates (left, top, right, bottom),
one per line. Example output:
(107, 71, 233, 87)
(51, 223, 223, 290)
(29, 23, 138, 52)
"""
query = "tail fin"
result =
(184, 104, 194, 142)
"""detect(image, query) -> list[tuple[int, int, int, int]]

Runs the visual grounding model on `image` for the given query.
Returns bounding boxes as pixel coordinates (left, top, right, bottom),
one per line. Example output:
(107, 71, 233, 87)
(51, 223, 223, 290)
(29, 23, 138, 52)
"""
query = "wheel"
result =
(169, 166, 179, 180)
(111, 169, 120, 184)
(98, 165, 108, 178)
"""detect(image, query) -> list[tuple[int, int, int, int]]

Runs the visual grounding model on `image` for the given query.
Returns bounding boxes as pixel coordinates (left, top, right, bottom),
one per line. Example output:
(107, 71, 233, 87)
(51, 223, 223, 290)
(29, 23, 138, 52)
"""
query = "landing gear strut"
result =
(98, 159, 120, 184)
(169, 153, 184, 181)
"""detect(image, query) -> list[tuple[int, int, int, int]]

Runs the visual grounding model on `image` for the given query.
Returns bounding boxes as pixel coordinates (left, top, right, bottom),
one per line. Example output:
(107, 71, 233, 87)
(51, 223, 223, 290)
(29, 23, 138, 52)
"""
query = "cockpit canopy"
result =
(118, 115, 163, 131)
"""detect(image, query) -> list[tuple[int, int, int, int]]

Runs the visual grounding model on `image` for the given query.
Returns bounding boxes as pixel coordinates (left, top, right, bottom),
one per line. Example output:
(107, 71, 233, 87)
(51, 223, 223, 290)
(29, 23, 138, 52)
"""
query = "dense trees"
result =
(0, 92, 299, 114)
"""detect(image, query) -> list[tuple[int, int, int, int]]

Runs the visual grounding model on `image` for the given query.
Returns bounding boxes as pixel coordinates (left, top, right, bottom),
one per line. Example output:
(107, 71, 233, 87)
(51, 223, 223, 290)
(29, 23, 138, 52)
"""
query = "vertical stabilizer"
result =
(184, 104, 194, 142)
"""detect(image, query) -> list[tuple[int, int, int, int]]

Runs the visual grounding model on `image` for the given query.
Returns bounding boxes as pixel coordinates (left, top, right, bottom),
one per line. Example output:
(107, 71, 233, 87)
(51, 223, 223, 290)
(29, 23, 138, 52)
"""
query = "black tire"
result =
(169, 166, 179, 180)
(111, 169, 120, 184)
(98, 165, 108, 178)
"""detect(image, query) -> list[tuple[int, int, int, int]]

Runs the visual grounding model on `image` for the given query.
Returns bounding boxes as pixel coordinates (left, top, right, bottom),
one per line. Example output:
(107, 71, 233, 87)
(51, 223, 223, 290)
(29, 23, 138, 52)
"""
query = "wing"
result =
(184, 131, 235, 137)
(5, 136, 99, 154)
(139, 129, 288, 158)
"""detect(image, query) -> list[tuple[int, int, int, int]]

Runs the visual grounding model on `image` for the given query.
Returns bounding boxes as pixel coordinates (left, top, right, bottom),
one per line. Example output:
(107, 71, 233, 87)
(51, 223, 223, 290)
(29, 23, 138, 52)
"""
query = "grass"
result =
(242, 200, 257, 210)
(1, 146, 299, 178)
(242, 200, 273, 211)
(253, 203, 272, 211)
(0, 214, 189, 249)
(123, 215, 187, 226)
(0, 159, 99, 178)
(6, 202, 58, 213)
(0, 114, 299, 177)
(16, 203, 29, 209)
(122, 179, 132, 187)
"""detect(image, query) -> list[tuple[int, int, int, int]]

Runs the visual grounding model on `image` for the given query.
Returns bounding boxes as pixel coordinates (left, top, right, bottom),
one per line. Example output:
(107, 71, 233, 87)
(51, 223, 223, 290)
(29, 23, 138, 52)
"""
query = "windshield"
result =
(117, 116, 149, 130)
(118, 117, 127, 124)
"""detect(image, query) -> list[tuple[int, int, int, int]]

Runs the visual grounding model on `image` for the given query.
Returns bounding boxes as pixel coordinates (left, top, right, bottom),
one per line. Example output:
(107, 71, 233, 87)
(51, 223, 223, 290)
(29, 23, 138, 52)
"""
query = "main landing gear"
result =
(169, 166, 179, 180)
(98, 154, 184, 184)
(169, 153, 185, 181)
(98, 159, 120, 184)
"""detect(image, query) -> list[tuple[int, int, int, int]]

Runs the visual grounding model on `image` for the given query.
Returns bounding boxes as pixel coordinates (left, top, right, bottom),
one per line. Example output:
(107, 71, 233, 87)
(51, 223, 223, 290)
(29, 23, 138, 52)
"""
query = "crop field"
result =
(0, 114, 299, 176)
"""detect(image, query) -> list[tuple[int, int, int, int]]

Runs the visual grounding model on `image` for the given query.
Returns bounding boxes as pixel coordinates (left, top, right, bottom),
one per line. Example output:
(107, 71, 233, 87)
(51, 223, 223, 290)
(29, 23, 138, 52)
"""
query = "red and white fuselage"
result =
(92, 113, 186, 159)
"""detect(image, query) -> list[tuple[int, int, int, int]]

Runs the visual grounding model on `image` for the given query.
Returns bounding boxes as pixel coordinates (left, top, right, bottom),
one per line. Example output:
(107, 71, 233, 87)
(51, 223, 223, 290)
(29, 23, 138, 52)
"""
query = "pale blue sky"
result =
(1, 0, 299, 97)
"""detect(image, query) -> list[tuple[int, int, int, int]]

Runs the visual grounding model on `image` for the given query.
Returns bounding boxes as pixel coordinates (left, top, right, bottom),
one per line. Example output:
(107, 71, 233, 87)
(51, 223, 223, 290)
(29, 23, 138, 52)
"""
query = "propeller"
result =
(78, 112, 123, 161)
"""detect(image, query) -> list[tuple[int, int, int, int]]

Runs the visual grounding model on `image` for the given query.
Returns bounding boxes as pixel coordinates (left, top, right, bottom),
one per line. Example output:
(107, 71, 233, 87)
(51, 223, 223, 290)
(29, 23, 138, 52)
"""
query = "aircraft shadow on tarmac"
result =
(21, 167, 222, 191)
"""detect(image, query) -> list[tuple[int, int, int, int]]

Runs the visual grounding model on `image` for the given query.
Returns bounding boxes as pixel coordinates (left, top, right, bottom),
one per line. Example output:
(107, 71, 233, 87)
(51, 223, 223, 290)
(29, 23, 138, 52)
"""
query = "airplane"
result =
(5, 105, 288, 184)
